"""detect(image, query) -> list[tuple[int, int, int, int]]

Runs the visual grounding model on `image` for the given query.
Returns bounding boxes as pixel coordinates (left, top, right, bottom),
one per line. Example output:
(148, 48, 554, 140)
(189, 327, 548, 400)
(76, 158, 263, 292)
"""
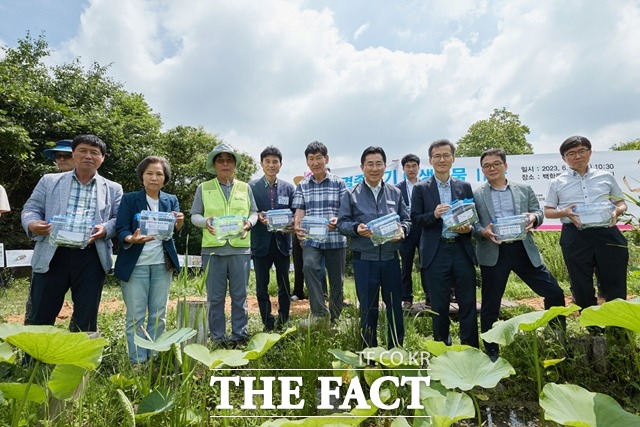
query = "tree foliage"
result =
(456, 108, 533, 157)
(0, 35, 256, 254)
(610, 138, 640, 151)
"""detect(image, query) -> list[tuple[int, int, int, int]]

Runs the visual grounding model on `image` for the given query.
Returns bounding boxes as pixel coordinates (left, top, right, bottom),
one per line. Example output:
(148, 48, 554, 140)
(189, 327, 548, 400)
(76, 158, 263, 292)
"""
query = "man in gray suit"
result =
(473, 148, 564, 360)
(21, 134, 122, 332)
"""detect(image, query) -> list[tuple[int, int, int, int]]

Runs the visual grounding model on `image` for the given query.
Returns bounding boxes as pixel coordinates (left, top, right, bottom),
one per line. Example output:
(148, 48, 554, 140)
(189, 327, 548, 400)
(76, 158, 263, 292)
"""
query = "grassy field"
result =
(1, 231, 639, 426)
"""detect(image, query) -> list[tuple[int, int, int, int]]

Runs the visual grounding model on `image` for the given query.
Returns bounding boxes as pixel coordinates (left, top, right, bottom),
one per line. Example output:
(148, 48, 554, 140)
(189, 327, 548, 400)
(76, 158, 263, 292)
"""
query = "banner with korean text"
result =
(332, 151, 640, 229)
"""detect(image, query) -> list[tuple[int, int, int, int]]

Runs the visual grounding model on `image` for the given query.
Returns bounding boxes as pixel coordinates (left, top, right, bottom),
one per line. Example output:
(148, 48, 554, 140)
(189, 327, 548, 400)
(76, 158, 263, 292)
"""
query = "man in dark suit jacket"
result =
(473, 148, 564, 361)
(410, 139, 478, 347)
(249, 146, 295, 331)
(396, 153, 428, 309)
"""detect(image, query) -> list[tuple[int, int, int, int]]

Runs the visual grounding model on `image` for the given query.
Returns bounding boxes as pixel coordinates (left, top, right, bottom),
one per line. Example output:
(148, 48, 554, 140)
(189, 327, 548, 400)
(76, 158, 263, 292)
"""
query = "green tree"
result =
(0, 34, 258, 253)
(611, 138, 640, 151)
(456, 108, 533, 157)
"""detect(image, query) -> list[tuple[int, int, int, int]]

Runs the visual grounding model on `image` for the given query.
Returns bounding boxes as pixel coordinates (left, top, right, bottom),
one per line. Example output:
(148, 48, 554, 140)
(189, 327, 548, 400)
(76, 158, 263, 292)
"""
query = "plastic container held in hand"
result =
(211, 215, 246, 241)
(367, 213, 402, 246)
(49, 215, 94, 249)
(265, 209, 293, 232)
(493, 214, 529, 242)
(442, 199, 478, 231)
(573, 202, 615, 229)
(138, 210, 176, 241)
(300, 216, 329, 242)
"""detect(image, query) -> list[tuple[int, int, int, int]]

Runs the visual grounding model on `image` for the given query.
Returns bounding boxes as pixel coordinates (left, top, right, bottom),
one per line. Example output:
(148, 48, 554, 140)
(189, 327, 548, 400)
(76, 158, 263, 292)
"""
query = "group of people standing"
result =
(18, 133, 628, 365)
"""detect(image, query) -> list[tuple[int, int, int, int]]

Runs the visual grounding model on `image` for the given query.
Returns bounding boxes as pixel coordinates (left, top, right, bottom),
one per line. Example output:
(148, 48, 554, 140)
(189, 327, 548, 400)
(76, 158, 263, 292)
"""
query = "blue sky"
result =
(2, 0, 640, 180)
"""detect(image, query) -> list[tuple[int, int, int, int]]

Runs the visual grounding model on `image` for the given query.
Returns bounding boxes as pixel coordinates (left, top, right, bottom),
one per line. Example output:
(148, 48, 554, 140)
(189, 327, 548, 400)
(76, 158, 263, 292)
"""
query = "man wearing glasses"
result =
(411, 139, 478, 348)
(474, 148, 564, 361)
(544, 136, 628, 309)
(43, 139, 75, 172)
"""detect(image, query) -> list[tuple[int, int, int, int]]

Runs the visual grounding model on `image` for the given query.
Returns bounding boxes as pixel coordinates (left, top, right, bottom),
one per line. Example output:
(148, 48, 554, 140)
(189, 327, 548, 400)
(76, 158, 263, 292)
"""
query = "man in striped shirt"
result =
(293, 141, 347, 325)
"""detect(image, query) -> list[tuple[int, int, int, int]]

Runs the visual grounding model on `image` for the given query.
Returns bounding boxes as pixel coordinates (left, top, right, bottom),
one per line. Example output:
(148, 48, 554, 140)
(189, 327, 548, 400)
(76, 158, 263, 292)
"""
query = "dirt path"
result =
(6, 293, 636, 325)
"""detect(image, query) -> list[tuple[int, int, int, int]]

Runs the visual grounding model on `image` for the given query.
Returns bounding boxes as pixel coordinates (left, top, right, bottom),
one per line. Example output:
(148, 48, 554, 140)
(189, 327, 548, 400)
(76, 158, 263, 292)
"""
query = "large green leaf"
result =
(481, 305, 580, 345)
(0, 342, 15, 363)
(48, 364, 86, 400)
(0, 382, 46, 403)
(243, 332, 282, 360)
(5, 331, 107, 369)
(540, 383, 640, 426)
(579, 299, 640, 333)
(133, 328, 196, 351)
(0, 323, 63, 340)
(136, 388, 175, 420)
(422, 391, 475, 427)
(390, 416, 412, 427)
(258, 404, 377, 426)
(183, 344, 248, 368)
(422, 340, 472, 357)
(328, 348, 366, 368)
(429, 348, 514, 391)
(419, 379, 448, 400)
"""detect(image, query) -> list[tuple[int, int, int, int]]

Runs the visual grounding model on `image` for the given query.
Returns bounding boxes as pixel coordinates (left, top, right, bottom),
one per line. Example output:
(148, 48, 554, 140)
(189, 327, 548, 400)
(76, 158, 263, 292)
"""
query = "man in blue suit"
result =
(410, 139, 478, 347)
(249, 146, 295, 331)
(21, 134, 122, 332)
(473, 148, 564, 361)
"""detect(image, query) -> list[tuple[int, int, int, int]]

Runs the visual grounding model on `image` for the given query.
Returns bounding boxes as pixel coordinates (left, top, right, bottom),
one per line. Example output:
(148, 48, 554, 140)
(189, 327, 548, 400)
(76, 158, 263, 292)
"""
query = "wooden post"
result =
(177, 300, 209, 346)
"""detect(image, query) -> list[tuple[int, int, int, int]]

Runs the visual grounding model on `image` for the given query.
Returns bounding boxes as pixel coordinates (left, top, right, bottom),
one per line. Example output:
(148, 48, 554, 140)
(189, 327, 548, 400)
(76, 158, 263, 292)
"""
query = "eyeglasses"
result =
(564, 148, 590, 159)
(363, 162, 386, 170)
(481, 161, 504, 170)
(55, 153, 72, 160)
(431, 153, 453, 161)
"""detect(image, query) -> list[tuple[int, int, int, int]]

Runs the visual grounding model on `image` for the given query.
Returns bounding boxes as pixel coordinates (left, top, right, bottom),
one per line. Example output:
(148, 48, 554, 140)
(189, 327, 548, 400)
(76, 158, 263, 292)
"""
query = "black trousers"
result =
(560, 224, 628, 308)
(253, 236, 291, 327)
(399, 226, 427, 303)
(291, 234, 305, 298)
(480, 241, 565, 354)
(30, 245, 106, 332)
(422, 240, 478, 347)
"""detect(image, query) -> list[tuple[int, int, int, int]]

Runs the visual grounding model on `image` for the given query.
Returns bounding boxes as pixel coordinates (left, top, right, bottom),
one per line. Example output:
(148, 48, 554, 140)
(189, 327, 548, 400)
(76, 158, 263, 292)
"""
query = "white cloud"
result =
(353, 23, 370, 40)
(52, 0, 640, 180)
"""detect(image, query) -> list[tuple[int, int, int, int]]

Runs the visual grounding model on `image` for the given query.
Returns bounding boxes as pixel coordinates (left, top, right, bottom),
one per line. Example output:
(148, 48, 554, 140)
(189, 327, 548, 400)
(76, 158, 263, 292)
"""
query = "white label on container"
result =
(498, 225, 521, 236)
(58, 230, 85, 242)
(270, 215, 289, 225)
(145, 220, 170, 234)
(457, 209, 474, 222)
(220, 223, 241, 233)
(379, 222, 398, 236)
(308, 226, 327, 236)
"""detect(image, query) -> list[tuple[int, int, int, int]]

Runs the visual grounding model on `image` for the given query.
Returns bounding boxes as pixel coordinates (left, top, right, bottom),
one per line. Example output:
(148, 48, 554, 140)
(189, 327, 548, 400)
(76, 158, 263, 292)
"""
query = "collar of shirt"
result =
(489, 179, 510, 191)
(311, 173, 330, 184)
(262, 176, 278, 187)
(569, 167, 591, 177)
(72, 170, 97, 185)
(435, 176, 451, 189)
(365, 180, 382, 195)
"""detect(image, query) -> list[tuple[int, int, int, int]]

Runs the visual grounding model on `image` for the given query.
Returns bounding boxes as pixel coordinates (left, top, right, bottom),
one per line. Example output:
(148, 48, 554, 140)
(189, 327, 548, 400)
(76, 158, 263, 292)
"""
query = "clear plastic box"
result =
(367, 213, 402, 246)
(493, 214, 529, 242)
(265, 209, 293, 232)
(442, 199, 478, 231)
(573, 203, 615, 229)
(300, 216, 329, 242)
(212, 215, 245, 241)
(49, 215, 94, 249)
(138, 210, 176, 241)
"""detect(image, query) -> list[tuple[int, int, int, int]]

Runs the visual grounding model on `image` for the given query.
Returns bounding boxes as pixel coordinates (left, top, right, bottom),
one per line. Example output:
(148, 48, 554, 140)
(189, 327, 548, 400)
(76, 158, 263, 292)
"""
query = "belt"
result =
(439, 237, 459, 243)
